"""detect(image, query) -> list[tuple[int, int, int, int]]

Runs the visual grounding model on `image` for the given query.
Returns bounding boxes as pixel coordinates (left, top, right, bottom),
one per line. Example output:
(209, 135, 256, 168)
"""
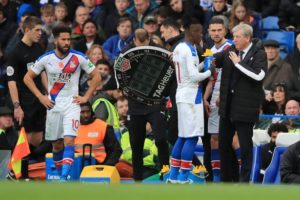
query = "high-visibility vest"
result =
(120, 130, 158, 167)
(75, 119, 107, 163)
(92, 98, 120, 132)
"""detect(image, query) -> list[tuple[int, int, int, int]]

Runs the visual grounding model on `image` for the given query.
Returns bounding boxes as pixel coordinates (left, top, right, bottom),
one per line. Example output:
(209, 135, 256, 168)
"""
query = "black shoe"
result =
(6, 171, 17, 182)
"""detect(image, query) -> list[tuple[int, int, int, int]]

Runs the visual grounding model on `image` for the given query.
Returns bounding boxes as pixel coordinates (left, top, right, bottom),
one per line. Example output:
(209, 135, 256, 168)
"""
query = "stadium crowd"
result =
(1, 0, 300, 184)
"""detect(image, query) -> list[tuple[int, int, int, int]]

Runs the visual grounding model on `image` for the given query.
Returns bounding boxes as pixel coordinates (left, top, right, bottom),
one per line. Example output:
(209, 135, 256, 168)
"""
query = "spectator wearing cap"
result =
(90, 76, 123, 141)
(0, 107, 17, 150)
(263, 39, 300, 100)
(143, 14, 163, 46)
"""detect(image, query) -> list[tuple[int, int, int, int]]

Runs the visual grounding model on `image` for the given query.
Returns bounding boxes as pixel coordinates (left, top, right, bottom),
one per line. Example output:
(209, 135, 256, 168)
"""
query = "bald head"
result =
(285, 100, 300, 116)
(134, 28, 150, 46)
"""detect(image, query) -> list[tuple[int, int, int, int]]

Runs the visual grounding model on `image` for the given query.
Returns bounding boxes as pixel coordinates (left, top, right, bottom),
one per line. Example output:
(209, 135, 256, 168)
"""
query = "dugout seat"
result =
(262, 133, 300, 184)
(262, 146, 287, 184)
(250, 145, 263, 183)
(260, 16, 280, 31)
(252, 129, 270, 146)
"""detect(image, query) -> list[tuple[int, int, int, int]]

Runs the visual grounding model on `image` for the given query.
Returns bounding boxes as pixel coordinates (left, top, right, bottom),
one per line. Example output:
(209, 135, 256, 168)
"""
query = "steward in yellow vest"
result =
(75, 102, 122, 165)
(90, 77, 123, 141)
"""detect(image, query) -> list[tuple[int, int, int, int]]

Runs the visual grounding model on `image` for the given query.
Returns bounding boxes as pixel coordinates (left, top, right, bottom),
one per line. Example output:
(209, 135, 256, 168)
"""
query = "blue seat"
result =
(261, 16, 280, 31)
(263, 31, 295, 59)
(250, 145, 262, 183)
(262, 146, 287, 184)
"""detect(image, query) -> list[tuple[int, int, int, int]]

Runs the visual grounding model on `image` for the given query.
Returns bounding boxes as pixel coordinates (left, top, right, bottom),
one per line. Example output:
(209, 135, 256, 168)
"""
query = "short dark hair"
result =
(182, 16, 202, 30)
(117, 16, 132, 28)
(267, 123, 288, 136)
(161, 18, 180, 31)
(82, 18, 98, 31)
(95, 59, 110, 67)
(52, 25, 71, 38)
(209, 16, 226, 27)
(23, 16, 42, 31)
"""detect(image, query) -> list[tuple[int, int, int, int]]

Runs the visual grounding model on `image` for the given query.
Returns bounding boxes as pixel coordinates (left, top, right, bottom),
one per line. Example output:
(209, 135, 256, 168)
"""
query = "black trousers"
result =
(219, 116, 254, 182)
(128, 111, 169, 180)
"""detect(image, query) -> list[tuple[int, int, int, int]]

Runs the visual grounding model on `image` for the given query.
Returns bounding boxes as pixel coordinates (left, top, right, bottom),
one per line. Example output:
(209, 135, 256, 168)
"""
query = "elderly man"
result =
(263, 39, 300, 99)
(213, 24, 267, 182)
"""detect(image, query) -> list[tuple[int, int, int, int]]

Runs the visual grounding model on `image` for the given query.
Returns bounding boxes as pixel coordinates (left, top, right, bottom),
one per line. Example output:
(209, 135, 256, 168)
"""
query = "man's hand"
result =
(229, 51, 240, 65)
(208, 61, 216, 75)
(14, 107, 24, 126)
(38, 95, 55, 109)
(204, 100, 211, 116)
(73, 95, 88, 104)
(216, 96, 220, 108)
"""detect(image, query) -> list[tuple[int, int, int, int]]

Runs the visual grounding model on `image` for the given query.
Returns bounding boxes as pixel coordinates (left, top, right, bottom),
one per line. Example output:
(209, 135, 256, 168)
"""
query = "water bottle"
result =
(202, 49, 214, 72)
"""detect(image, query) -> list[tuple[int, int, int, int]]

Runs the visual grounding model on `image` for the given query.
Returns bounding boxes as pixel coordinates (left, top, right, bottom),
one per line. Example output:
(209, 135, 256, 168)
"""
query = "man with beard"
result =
(260, 123, 288, 182)
(23, 25, 100, 181)
(75, 102, 122, 165)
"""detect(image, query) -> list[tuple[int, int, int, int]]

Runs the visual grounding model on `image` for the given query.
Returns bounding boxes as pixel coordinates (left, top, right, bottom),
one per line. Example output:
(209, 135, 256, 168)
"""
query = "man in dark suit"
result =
(213, 23, 267, 182)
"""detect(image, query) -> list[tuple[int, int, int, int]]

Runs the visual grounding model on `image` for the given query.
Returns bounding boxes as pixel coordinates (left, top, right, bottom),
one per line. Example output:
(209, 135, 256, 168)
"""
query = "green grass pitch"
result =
(0, 182, 300, 200)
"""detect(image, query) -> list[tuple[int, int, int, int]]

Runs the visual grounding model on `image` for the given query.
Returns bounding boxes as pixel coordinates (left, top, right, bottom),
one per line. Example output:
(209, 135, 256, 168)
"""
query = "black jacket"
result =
(214, 39, 267, 123)
(280, 141, 300, 183)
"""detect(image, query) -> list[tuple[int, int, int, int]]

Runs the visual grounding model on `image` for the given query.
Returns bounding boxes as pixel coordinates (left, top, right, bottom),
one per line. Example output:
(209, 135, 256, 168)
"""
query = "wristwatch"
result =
(13, 101, 20, 109)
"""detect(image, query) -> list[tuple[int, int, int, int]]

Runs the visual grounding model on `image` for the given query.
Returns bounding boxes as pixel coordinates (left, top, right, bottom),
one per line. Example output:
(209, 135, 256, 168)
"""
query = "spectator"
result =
(283, 99, 300, 132)
(75, 102, 122, 165)
(262, 83, 288, 115)
(280, 140, 300, 183)
(203, 0, 231, 35)
(243, 0, 280, 18)
(73, 19, 104, 54)
(81, 0, 103, 25)
(101, 0, 131, 38)
(143, 14, 163, 46)
(0, 106, 17, 151)
(54, 2, 72, 27)
(72, 6, 90, 40)
(168, 0, 204, 24)
(102, 16, 134, 64)
(153, 5, 172, 26)
(260, 123, 288, 181)
(128, 0, 157, 29)
(263, 39, 300, 99)
(79, 44, 108, 95)
(228, 0, 261, 38)
(0, 0, 19, 23)
(0, 4, 17, 54)
(278, 0, 300, 32)
(40, 4, 56, 47)
(116, 96, 129, 128)
(95, 59, 111, 87)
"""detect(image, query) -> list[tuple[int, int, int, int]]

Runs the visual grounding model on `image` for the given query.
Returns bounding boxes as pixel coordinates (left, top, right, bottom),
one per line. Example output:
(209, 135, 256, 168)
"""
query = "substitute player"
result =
(168, 17, 214, 183)
(24, 26, 100, 181)
(203, 16, 234, 182)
